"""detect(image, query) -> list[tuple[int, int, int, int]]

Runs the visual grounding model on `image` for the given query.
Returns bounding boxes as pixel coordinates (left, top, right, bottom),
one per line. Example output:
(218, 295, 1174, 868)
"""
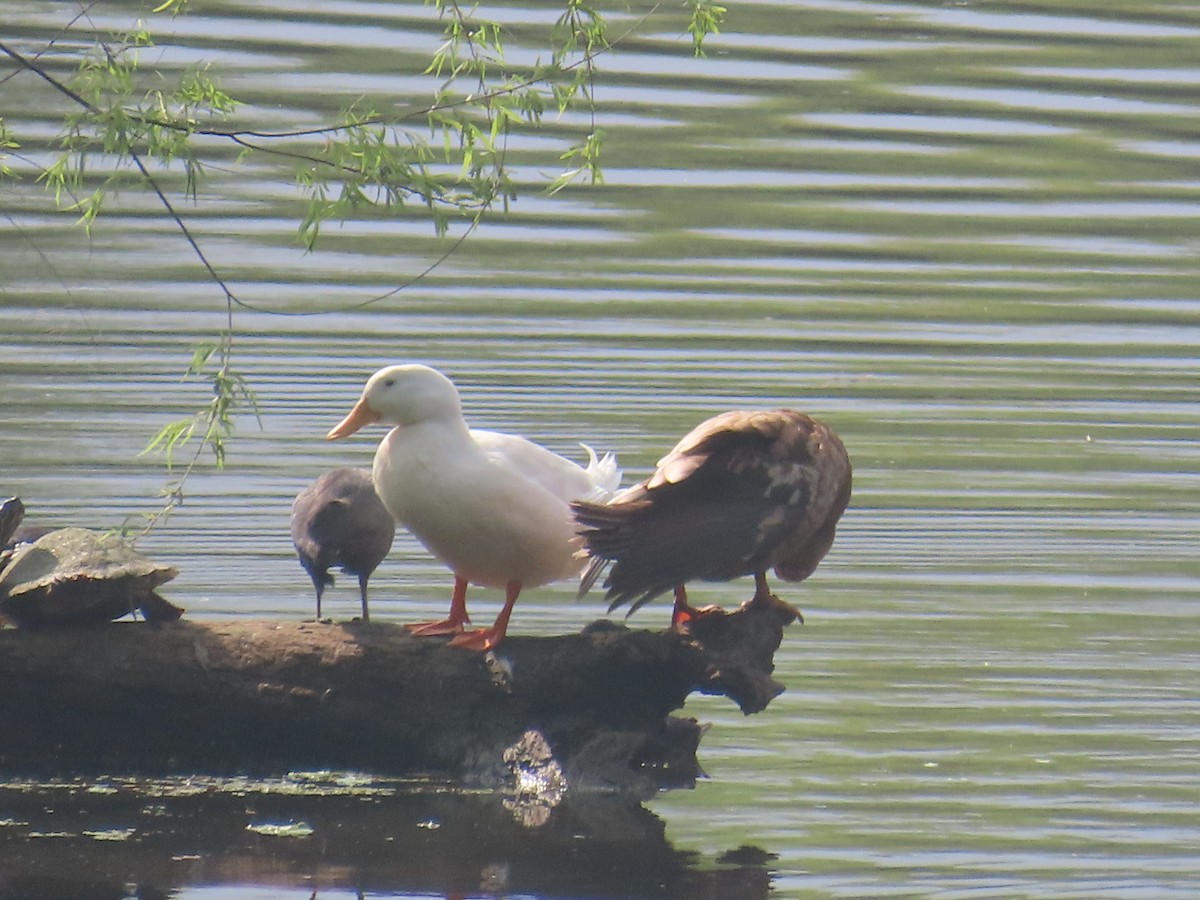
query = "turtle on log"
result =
(0, 501, 182, 628)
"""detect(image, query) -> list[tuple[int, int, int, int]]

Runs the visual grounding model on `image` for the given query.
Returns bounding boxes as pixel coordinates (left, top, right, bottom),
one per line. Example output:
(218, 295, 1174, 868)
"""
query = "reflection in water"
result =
(0, 774, 773, 899)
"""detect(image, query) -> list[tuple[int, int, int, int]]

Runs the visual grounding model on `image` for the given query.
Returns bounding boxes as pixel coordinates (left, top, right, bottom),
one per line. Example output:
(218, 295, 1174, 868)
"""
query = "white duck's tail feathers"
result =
(579, 442, 622, 500)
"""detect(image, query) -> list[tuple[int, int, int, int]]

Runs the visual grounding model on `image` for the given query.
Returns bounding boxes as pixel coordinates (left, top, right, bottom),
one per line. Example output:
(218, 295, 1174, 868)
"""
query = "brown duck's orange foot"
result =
(406, 618, 470, 636)
(746, 589, 804, 624)
(669, 586, 726, 630)
(671, 603, 725, 629)
(749, 574, 774, 607)
(447, 626, 504, 651)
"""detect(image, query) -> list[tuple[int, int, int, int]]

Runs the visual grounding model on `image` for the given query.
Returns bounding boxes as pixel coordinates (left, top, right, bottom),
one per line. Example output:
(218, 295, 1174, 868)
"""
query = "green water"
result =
(2, 0, 1199, 896)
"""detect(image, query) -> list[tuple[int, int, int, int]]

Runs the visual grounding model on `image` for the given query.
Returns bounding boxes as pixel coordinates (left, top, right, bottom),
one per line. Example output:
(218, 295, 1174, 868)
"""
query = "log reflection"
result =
(0, 775, 775, 899)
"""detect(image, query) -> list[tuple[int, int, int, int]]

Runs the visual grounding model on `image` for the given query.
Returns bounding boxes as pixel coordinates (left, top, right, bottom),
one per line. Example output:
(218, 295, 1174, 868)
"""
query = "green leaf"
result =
(187, 342, 219, 375)
(140, 417, 198, 470)
(686, 0, 727, 55)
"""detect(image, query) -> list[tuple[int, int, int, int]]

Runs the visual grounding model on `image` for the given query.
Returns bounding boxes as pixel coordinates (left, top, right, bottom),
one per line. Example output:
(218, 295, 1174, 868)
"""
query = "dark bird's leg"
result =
(408, 576, 471, 635)
(357, 573, 371, 622)
(307, 570, 332, 621)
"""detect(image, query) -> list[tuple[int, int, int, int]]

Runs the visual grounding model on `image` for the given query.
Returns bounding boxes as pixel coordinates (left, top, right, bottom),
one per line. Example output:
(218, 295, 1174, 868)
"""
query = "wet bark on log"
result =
(0, 595, 798, 795)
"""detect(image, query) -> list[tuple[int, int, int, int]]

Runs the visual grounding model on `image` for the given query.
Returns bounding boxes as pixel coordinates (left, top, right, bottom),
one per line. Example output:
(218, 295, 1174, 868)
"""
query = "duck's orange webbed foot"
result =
(446, 580, 519, 652)
(447, 626, 504, 651)
(669, 586, 725, 630)
(406, 617, 469, 636)
(746, 572, 803, 623)
(408, 576, 471, 636)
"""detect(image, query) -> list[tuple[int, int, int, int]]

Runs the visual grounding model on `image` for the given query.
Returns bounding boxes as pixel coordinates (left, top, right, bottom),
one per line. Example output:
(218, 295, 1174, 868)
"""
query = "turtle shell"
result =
(0, 527, 182, 628)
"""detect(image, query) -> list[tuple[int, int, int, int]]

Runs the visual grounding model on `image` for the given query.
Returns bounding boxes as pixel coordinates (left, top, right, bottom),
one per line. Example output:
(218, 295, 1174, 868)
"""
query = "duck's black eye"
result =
(384, 378, 395, 387)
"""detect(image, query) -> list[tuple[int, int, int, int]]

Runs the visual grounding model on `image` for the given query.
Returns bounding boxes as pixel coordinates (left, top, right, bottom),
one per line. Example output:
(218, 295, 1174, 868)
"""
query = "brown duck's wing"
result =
(575, 492, 791, 614)
(651, 409, 837, 484)
(575, 409, 851, 614)
(778, 423, 850, 578)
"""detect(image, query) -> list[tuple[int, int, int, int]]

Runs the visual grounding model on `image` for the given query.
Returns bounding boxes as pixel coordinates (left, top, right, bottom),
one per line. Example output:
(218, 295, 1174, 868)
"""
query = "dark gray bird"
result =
(573, 409, 851, 626)
(291, 468, 395, 621)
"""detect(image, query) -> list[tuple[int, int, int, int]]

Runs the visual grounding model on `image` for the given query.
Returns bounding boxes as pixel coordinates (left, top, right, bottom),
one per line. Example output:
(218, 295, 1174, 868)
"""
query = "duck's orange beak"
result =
(326, 399, 381, 440)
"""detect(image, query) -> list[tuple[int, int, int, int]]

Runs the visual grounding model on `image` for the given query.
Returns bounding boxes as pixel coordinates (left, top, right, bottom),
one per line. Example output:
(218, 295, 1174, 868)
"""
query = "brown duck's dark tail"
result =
(571, 498, 713, 616)
(572, 499, 628, 601)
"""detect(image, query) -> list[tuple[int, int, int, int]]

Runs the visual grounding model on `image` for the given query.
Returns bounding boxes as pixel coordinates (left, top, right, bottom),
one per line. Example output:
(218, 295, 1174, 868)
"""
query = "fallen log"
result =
(0, 594, 798, 795)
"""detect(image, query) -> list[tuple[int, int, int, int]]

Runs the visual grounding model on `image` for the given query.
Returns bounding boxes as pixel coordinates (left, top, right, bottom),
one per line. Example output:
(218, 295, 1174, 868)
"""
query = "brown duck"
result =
(573, 409, 851, 625)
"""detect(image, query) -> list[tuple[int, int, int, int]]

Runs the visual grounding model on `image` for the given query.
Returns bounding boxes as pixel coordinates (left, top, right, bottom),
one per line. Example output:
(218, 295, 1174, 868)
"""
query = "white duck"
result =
(326, 364, 620, 650)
